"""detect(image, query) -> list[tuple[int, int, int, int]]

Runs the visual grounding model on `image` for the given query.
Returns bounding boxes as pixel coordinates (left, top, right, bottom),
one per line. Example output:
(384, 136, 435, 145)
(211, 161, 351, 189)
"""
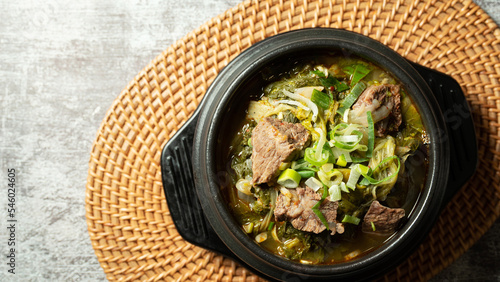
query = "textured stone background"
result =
(0, 0, 498, 281)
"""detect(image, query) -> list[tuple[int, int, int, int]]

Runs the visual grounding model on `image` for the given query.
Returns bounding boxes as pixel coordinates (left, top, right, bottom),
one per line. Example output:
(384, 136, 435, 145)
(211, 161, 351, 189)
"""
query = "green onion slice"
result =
(311, 182, 330, 230)
(304, 147, 330, 167)
(277, 169, 302, 188)
(310, 69, 327, 78)
(312, 206, 330, 230)
(319, 76, 349, 93)
(291, 159, 316, 171)
(328, 184, 342, 201)
(359, 156, 401, 185)
(350, 156, 370, 163)
(346, 166, 362, 190)
(343, 65, 355, 75)
(330, 123, 364, 151)
(339, 182, 349, 193)
(350, 64, 372, 85)
(297, 170, 315, 178)
(366, 111, 375, 158)
(337, 81, 367, 115)
(336, 154, 347, 167)
(311, 89, 331, 109)
(342, 214, 361, 225)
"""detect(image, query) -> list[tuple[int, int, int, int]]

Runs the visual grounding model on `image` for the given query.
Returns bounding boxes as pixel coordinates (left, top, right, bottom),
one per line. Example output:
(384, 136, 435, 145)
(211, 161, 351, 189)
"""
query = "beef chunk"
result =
(362, 200, 405, 233)
(274, 186, 339, 235)
(349, 84, 402, 136)
(251, 117, 310, 184)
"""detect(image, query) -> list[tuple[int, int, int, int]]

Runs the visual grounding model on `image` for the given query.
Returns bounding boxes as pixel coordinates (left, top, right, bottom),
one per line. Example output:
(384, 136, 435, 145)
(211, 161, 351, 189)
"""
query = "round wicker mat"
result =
(86, 0, 500, 281)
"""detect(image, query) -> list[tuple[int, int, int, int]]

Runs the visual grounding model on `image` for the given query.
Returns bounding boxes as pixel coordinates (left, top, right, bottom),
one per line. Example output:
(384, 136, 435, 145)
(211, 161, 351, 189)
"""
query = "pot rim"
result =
(193, 28, 450, 280)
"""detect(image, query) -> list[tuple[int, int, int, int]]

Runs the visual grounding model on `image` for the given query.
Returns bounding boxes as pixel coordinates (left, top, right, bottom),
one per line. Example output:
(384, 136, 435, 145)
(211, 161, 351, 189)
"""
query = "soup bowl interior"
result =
(192, 28, 449, 281)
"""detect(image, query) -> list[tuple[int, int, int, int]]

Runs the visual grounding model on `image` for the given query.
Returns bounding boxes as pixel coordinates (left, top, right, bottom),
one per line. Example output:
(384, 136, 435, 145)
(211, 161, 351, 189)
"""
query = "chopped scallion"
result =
(312, 190, 330, 230)
(339, 182, 349, 193)
(311, 89, 331, 109)
(279, 162, 291, 170)
(322, 163, 334, 172)
(304, 147, 330, 167)
(346, 166, 362, 190)
(292, 159, 309, 170)
(342, 214, 361, 225)
(243, 222, 254, 233)
(329, 184, 342, 201)
(305, 177, 323, 192)
(297, 170, 315, 178)
(337, 82, 367, 115)
(319, 76, 336, 88)
(320, 76, 349, 93)
(350, 64, 372, 85)
(342, 65, 356, 75)
(310, 69, 327, 78)
(357, 164, 371, 176)
(330, 124, 364, 151)
(277, 169, 301, 188)
(336, 154, 347, 167)
(360, 156, 401, 185)
(351, 156, 370, 163)
(311, 177, 330, 230)
(366, 111, 375, 158)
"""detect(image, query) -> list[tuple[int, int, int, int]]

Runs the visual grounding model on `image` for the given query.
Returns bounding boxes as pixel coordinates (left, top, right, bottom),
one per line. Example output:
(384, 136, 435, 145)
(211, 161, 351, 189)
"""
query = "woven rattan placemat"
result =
(86, 0, 500, 281)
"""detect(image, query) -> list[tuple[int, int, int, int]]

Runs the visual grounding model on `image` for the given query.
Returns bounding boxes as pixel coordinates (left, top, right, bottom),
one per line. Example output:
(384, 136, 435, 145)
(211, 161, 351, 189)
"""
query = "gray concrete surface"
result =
(0, 0, 498, 281)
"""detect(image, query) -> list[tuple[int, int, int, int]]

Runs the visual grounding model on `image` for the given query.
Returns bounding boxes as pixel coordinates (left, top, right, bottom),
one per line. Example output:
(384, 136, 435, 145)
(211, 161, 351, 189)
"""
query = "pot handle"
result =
(160, 111, 238, 259)
(410, 62, 478, 206)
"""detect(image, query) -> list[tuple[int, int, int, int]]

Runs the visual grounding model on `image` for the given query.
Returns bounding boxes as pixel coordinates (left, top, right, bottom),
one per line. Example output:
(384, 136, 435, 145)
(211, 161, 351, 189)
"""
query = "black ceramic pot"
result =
(161, 28, 477, 281)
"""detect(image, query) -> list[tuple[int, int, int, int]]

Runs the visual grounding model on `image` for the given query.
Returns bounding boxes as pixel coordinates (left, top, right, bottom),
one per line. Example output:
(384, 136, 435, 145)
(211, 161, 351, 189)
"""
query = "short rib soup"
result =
(222, 54, 428, 265)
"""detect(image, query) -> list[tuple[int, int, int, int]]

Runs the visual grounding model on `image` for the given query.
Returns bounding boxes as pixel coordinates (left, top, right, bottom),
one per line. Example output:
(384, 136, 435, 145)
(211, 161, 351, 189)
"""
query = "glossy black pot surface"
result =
(161, 28, 477, 281)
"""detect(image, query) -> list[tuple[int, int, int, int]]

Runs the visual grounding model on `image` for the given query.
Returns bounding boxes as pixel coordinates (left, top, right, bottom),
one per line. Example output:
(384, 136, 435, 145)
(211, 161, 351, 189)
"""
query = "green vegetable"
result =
(292, 159, 310, 170)
(401, 91, 424, 133)
(311, 89, 331, 109)
(297, 170, 315, 178)
(304, 147, 330, 167)
(336, 154, 347, 167)
(371, 221, 376, 231)
(337, 82, 367, 115)
(357, 164, 371, 175)
(350, 64, 371, 85)
(311, 182, 330, 231)
(268, 222, 275, 231)
(310, 70, 327, 78)
(339, 182, 349, 193)
(366, 111, 375, 158)
(243, 222, 254, 233)
(319, 76, 349, 93)
(328, 184, 342, 201)
(359, 156, 401, 185)
(346, 166, 362, 190)
(342, 214, 361, 225)
(330, 123, 364, 151)
(317, 167, 343, 187)
(342, 65, 355, 75)
(277, 169, 302, 188)
(312, 207, 329, 231)
(350, 156, 370, 163)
